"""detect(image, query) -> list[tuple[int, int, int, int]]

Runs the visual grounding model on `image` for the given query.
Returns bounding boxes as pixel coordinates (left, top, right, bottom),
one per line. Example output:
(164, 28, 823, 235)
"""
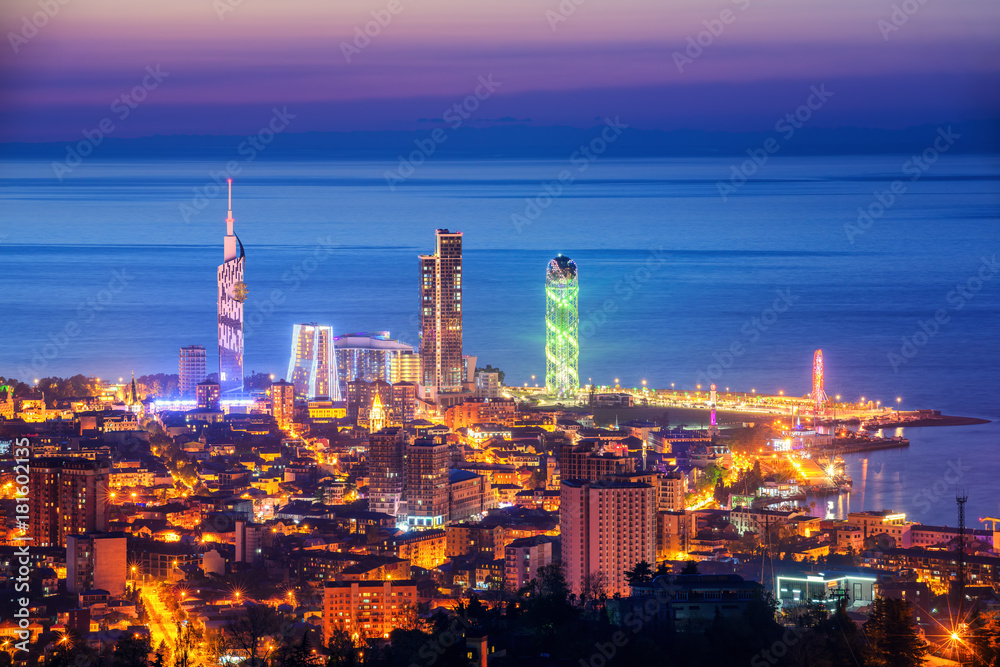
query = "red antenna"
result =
(227, 179, 233, 220)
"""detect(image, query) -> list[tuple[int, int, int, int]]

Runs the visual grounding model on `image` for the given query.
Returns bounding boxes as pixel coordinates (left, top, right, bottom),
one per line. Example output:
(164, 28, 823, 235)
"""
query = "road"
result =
(141, 586, 177, 659)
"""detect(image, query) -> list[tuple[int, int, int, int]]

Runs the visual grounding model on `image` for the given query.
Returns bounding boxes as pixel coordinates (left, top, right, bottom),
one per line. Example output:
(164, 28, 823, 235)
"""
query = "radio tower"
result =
(957, 493, 968, 606)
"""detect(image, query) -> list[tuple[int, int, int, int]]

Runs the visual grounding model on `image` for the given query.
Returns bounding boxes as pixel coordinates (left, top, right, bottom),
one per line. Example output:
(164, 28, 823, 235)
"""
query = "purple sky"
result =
(1, 0, 997, 141)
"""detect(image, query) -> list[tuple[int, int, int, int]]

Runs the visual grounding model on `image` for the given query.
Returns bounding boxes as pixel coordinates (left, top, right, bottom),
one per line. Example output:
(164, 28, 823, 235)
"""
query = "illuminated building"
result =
(474, 371, 501, 398)
(66, 532, 127, 597)
(448, 469, 491, 522)
(443, 398, 517, 431)
(406, 439, 450, 529)
(369, 427, 410, 518)
(30, 459, 111, 547)
(419, 229, 464, 397)
(846, 510, 913, 547)
(287, 323, 341, 400)
(368, 391, 387, 433)
(545, 255, 579, 397)
(334, 332, 415, 397)
(235, 521, 265, 565)
(271, 379, 295, 432)
(218, 180, 246, 393)
(505, 536, 555, 592)
(348, 380, 415, 425)
(559, 442, 635, 482)
(323, 579, 417, 640)
(196, 380, 221, 411)
(813, 349, 828, 409)
(390, 351, 421, 384)
(561, 480, 656, 597)
(0, 384, 14, 420)
(178, 345, 207, 397)
(380, 529, 447, 569)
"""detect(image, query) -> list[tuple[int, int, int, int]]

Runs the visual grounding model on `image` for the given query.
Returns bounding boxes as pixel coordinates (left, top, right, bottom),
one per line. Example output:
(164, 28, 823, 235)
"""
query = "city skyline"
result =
(1, 1, 997, 664)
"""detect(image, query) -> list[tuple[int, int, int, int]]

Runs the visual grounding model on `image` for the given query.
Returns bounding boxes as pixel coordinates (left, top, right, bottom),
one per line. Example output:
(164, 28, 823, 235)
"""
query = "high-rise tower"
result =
(545, 255, 579, 397)
(288, 323, 341, 400)
(419, 229, 463, 396)
(218, 179, 246, 393)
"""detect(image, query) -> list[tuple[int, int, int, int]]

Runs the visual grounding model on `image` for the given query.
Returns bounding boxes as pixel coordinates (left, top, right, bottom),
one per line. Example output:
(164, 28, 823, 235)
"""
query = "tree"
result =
(223, 605, 284, 666)
(114, 633, 152, 667)
(970, 610, 1000, 667)
(681, 560, 699, 575)
(624, 560, 653, 585)
(863, 597, 928, 667)
(275, 633, 311, 667)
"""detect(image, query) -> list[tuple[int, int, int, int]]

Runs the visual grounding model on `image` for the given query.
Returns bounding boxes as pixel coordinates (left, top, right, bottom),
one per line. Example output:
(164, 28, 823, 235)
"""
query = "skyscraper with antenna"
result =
(218, 179, 246, 393)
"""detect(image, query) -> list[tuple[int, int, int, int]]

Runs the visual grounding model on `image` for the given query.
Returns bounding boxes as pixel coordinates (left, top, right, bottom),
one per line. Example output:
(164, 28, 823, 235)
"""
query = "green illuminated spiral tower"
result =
(545, 255, 579, 397)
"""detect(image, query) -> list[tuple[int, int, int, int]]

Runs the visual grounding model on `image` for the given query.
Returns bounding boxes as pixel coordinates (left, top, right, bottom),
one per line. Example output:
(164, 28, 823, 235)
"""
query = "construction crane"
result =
(980, 517, 1000, 531)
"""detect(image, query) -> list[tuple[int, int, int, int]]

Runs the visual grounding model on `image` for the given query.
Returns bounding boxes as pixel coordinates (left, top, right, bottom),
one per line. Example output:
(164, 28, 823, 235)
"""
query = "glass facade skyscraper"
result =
(287, 323, 341, 400)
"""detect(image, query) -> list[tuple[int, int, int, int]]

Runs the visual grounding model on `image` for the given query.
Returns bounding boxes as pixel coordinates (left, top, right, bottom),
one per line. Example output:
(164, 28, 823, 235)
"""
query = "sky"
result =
(0, 0, 998, 141)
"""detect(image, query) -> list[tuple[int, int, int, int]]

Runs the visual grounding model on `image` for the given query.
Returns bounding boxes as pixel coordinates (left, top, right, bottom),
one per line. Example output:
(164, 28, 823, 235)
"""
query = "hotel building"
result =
(334, 331, 415, 397)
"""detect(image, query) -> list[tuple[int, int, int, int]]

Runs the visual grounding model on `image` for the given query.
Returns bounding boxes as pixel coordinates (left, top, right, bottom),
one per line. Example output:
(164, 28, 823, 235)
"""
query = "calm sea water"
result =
(0, 155, 998, 526)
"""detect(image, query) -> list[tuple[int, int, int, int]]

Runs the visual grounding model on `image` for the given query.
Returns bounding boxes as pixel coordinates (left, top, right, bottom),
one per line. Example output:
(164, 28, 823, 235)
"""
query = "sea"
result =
(0, 155, 998, 527)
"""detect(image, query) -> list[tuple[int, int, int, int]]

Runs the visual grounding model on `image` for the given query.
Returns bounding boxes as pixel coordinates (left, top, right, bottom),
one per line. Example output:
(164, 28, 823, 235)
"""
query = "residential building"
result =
(179, 345, 207, 397)
(419, 229, 463, 397)
(30, 458, 111, 547)
(66, 532, 127, 597)
(271, 380, 295, 432)
(449, 470, 491, 523)
(504, 535, 556, 591)
(369, 427, 410, 518)
(561, 480, 656, 597)
(324, 580, 418, 640)
(196, 381, 221, 411)
(406, 439, 450, 529)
